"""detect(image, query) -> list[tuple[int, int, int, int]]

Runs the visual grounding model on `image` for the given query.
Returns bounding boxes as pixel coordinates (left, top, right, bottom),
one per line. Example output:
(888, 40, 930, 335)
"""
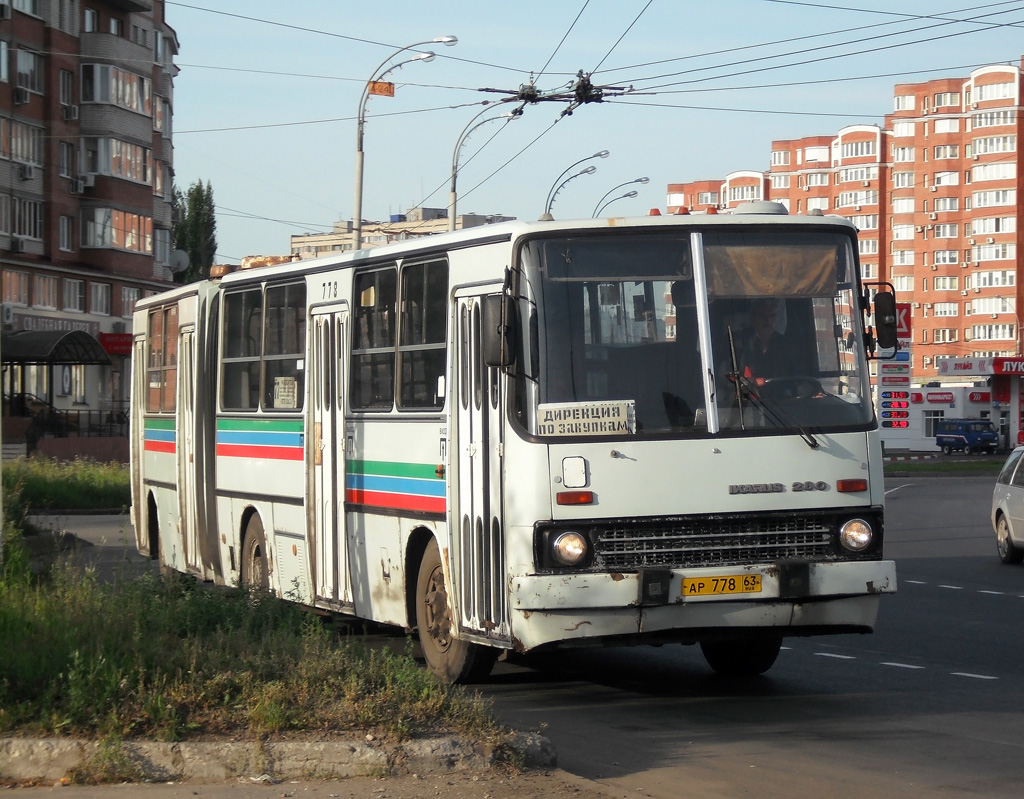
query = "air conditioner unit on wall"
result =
(0, 4, 11, 20)
(13, 87, 29, 105)
(71, 178, 85, 194)
(18, 163, 34, 181)
(929, 213, 938, 220)
(9, 238, 24, 254)
(62, 104, 79, 121)
(987, 237, 995, 244)
(962, 290, 969, 296)
(81, 174, 95, 187)
(1, 303, 13, 327)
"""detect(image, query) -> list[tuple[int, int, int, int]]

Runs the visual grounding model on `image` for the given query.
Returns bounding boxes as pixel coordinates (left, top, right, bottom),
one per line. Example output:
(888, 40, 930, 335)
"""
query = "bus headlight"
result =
(551, 531, 589, 566)
(838, 518, 873, 552)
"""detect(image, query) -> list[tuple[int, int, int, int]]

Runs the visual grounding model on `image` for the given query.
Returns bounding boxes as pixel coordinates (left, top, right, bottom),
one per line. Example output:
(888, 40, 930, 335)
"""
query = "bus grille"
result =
(593, 515, 834, 570)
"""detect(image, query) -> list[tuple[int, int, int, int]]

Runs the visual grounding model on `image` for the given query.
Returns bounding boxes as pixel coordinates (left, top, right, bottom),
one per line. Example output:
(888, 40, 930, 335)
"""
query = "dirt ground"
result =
(2, 769, 624, 798)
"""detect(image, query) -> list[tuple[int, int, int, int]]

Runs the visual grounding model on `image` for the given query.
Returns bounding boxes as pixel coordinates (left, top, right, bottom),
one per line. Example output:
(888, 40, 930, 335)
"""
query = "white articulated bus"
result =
(130, 202, 899, 682)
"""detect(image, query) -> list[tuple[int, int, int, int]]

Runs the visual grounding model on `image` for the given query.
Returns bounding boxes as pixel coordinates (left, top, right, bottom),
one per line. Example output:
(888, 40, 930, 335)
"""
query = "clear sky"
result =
(166, 0, 1024, 263)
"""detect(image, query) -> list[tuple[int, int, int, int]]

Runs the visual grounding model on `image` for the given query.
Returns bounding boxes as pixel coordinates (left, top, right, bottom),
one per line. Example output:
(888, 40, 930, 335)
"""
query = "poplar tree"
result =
(173, 180, 218, 283)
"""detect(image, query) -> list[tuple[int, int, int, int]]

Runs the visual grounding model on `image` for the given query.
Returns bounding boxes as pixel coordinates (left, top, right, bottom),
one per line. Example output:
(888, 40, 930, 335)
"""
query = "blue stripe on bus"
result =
(145, 429, 176, 443)
(345, 473, 447, 498)
(216, 430, 304, 448)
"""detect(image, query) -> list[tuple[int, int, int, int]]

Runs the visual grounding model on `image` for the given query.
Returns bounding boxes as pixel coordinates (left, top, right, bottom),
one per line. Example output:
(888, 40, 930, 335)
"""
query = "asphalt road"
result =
(480, 474, 1024, 799)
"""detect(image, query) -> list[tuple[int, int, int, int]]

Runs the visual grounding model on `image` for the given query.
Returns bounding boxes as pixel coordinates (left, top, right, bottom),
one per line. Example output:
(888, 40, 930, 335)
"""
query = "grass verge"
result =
(1, 457, 130, 512)
(884, 456, 1005, 476)
(0, 564, 501, 744)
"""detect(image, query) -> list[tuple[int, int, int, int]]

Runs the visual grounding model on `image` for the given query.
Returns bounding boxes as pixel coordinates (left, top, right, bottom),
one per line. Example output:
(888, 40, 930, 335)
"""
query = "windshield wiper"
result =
(726, 325, 819, 449)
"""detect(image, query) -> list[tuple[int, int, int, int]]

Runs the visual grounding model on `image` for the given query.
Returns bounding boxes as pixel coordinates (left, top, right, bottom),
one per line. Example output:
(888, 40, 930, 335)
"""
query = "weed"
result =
(65, 735, 147, 785)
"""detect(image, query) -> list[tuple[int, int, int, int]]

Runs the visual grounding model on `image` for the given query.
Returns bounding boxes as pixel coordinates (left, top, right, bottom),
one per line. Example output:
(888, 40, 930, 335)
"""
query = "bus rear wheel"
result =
(241, 515, 270, 592)
(415, 540, 496, 684)
(700, 637, 782, 676)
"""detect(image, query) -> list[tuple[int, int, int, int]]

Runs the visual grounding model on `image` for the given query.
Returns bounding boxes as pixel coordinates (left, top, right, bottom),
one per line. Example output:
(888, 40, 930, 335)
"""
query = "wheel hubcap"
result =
(424, 566, 452, 650)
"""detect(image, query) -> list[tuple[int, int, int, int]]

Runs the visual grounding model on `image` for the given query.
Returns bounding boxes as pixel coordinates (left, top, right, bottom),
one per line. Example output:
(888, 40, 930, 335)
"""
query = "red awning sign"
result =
(99, 332, 133, 356)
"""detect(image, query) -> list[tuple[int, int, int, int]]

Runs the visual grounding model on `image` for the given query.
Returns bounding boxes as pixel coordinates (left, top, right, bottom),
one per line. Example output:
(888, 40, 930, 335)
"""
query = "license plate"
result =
(682, 574, 762, 597)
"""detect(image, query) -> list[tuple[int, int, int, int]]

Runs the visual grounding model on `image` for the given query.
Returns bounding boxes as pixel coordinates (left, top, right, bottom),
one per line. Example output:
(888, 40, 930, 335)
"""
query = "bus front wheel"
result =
(700, 637, 782, 676)
(415, 540, 496, 684)
(241, 515, 271, 592)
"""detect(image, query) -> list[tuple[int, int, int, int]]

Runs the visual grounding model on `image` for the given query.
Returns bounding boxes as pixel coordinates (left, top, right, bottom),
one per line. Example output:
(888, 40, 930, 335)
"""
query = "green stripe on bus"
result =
(217, 418, 305, 432)
(347, 460, 442, 480)
(145, 419, 175, 430)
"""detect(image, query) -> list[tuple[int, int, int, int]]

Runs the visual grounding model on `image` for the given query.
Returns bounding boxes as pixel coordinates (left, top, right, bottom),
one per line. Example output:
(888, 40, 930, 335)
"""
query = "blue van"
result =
(935, 418, 999, 455)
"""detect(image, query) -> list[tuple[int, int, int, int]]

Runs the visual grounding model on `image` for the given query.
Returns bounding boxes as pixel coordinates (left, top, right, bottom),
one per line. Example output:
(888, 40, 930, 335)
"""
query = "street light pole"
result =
(540, 150, 609, 220)
(353, 36, 457, 251)
(594, 190, 638, 217)
(592, 177, 649, 217)
(448, 106, 520, 232)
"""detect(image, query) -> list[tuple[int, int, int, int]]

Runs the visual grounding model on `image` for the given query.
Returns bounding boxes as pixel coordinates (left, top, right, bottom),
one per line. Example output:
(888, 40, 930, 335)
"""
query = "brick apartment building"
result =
(1, 0, 178, 427)
(667, 57, 1023, 447)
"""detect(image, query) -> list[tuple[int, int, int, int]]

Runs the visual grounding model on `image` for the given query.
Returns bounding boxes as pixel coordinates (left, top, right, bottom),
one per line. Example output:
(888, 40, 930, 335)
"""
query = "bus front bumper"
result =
(507, 560, 896, 652)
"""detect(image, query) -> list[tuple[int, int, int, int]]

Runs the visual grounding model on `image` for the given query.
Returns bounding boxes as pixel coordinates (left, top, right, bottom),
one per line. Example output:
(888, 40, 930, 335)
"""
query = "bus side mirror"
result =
(482, 294, 517, 368)
(873, 290, 898, 351)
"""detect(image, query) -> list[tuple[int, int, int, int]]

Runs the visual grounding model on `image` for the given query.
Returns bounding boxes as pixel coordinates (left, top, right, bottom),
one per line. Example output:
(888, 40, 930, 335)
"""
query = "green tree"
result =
(173, 179, 218, 283)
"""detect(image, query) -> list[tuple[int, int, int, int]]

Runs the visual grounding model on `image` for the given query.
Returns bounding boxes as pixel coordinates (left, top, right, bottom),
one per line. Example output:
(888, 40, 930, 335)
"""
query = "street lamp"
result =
(592, 177, 649, 217)
(352, 36, 457, 250)
(448, 106, 521, 232)
(540, 150, 609, 220)
(594, 190, 638, 216)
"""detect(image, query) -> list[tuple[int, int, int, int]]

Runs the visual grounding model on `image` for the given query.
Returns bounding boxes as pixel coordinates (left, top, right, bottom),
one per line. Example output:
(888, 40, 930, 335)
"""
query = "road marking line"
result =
(904, 580, 927, 584)
(938, 584, 963, 590)
(884, 483, 913, 496)
(881, 662, 925, 669)
(814, 653, 856, 659)
(952, 672, 998, 680)
(979, 590, 1004, 595)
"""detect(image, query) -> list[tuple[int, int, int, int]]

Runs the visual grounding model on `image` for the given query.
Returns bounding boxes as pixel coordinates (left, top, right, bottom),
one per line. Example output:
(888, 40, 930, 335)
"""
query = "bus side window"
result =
(222, 289, 262, 411)
(398, 259, 448, 409)
(351, 267, 397, 410)
(263, 282, 306, 411)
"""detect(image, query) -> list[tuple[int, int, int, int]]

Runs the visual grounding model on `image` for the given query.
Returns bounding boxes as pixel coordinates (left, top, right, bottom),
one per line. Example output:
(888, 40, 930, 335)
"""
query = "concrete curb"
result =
(0, 733, 556, 783)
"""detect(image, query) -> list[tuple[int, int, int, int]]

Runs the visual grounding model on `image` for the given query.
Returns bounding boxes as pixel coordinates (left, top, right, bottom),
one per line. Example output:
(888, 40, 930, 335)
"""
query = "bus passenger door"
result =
(310, 308, 351, 608)
(454, 294, 510, 645)
(178, 326, 201, 574)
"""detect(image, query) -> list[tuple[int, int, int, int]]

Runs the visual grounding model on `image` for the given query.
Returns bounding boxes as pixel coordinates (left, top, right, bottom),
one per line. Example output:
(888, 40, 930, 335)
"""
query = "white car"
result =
(992, 446, 1024, 564)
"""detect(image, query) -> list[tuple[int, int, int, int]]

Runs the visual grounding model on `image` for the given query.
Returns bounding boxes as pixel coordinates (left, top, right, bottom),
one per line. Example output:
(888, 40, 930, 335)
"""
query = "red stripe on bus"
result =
(216, 443, 304, 461)
(144, 440, 176, 454)
(345, 488, 446, 514)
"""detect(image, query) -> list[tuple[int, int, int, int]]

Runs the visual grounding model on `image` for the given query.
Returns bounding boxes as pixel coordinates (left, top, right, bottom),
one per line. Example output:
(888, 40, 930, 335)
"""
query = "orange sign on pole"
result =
(368, 81, 395, 97)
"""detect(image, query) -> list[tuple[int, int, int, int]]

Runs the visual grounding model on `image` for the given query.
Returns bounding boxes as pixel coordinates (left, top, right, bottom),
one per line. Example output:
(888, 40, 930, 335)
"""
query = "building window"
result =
(33, 275, 57, 309)
(804, 146, 829, 162)
(2, 270, 30, 306)
(892, 224, 915, 240)
(64, 278, 85, 311)
(84, 8, 98, 32)
(934, 276, 959, 290)
(892, 198, 914, 214)
(72, 364, 87, 405)
(82, 208, 154, 253)
(933, 145, 959, 159)
(933, 118, 960, 134)
(924, 410, 945, 437)
(892, 121, 915, 137)
(892, 250, 915, 267)
(933, 224, 959, 238)
(840, 140, 877, 158)
(81, 64, 152, 115)
(0, 194, 8, 234)
(770, 151, 790, 166)
(59, 216, 73, 251)
(974, 135, 1016, 154)
(109, 17, 123, 36)
(893, 94, 915, 111)
(59, 69, 73, 105)
(972, 162, 1016, 182)
(934, 92, 960, 107)
(839, 166, 878, 182)
(934, 250, 959, 265)
(806, 172, 830, 186)
(728, 184, 762, 202)
(934, 197, 959, 212)
(972, 323, 1015, 341)
(934, 328, 958, 343)
(770, 174, 790, 189)
(970, 216, 1016, 235)
(807, 197, 828, 211)
(91, 282, 111, 315)
(933, 302, 959, 317)
(10, 120, 43, 165)
(59, 142, 74, 177)
(12, 197, 43, 239)
(974, 82, 1014, 102)
(859, 239, 879, 255)
(849, 214, 878, 230)
(893, 147, 915, 163)
(83, 137, 152, 184)
(893, 171, 914, 188)
(973, 110, 1016, 128)
(0, 41, 8, 83)
(122, 286, 140, 317)
(973, 243, 1016, 262)
(973, 189, 1016, 208)
(696, 191, 718, 205)
(934, 171, 959, 186)
(16, 49, 43, 93)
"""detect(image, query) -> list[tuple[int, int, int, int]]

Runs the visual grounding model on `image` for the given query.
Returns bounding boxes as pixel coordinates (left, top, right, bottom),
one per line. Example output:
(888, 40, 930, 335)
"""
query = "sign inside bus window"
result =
(274, 377, 298, 409)
(537, 400, 636, 436)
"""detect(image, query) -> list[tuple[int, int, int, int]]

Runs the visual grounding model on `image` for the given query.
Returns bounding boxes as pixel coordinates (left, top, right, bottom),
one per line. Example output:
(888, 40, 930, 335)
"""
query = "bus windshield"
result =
(515, 228, 873, 439)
